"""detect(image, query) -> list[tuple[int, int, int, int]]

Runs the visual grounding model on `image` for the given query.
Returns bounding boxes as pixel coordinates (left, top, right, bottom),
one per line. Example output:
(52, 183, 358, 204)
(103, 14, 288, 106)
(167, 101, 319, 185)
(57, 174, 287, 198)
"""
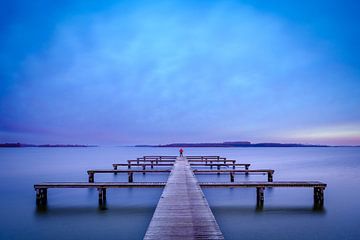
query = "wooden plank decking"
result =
(144, 157, 224, 240)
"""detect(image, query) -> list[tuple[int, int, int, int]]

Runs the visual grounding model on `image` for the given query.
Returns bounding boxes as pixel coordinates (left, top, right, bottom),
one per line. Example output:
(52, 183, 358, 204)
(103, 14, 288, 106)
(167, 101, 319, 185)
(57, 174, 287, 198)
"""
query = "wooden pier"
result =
(144, 157, 224, 239)
(34, 154, 327, 239)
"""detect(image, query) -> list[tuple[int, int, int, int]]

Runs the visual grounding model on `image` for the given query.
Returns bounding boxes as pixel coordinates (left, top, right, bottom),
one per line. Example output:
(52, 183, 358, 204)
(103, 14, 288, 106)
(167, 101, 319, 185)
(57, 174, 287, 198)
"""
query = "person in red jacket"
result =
(179, 148, 184, 157)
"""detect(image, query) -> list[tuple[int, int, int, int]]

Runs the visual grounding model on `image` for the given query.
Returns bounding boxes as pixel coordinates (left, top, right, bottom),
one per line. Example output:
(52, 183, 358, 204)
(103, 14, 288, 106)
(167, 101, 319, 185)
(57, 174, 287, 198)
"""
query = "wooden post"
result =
(230, 172, 234, 182)
(88, 172, 94, 183)
(137, 158, 140, 164)
(128, 162, 131, 169)
(256, 187, 264, 209)
(143, 164, 146, 174)
(151, 160, 154, 169)
(210, 161, 213, 169)
(314, 187, 324, 209)
(36, 188, 47, 207)
(217, 165, 220, 175)
(245, 165, 249, 173)
(98, 188, 106, 209)
(113, 165, 118, 175)
(268, 172, 273, 182)
(128, 172, 134, 182)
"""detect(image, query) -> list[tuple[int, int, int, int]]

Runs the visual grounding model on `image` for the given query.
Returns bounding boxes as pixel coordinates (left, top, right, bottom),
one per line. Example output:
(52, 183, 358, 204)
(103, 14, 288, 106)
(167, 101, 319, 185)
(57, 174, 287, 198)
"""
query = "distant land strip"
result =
(0, 143, 96, 148)
(135, 141, 359, 147)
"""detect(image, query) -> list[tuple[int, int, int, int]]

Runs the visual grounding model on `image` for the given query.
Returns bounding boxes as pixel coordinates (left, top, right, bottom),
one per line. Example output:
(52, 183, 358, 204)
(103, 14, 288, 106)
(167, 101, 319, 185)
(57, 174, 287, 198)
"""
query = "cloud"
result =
(282, 123, 360, 145)
(1, 1, 359, 144)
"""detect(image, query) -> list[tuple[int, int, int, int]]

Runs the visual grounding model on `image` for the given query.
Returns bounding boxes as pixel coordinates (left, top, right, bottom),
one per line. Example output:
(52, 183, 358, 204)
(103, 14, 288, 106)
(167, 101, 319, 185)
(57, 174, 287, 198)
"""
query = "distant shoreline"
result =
(1, 142, 358, 148)
(135, 141, 360, 148)
(0, 143, 97, 148)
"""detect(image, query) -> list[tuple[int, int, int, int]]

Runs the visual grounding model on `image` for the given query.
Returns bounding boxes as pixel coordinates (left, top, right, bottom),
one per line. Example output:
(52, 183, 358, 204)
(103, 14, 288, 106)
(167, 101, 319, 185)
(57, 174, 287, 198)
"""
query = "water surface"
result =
(0, 147, 359, 239)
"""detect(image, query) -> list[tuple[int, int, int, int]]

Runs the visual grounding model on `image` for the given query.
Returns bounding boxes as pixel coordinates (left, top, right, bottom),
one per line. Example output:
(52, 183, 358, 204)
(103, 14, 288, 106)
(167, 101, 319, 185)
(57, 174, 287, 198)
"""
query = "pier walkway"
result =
(144, 157, 224, 239)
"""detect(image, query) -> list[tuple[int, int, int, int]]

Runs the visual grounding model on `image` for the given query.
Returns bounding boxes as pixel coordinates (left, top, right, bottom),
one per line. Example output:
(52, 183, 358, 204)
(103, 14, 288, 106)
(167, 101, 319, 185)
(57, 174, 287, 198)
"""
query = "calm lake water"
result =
(0, 147, 359, 239)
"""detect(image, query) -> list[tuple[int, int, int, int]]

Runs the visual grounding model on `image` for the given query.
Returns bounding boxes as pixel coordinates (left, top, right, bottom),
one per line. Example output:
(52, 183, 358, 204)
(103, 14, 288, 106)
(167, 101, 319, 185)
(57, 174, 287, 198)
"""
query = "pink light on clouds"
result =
(281, 124, 360, 145)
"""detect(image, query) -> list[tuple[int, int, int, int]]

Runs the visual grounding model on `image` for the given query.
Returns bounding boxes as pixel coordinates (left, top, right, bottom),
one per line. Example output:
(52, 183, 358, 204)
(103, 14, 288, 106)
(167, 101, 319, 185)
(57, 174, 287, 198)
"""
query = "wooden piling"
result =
(314, 187, 324, 209)
(256, 187, 264, 208)
(128, 172, 134, 182)
(230, 172, 234, 182)
(36, 188, 47, 207)
(88, 172, 94, 183)
(98, 188, 106, 208)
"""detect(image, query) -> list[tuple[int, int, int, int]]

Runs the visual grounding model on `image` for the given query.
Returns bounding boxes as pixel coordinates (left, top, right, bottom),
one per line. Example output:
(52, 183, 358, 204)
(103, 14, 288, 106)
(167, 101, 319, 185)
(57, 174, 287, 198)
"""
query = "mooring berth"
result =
(194, 169, 274, 182)
(141, 156, 177, 160)
(129, 159, 175, 163)
(200, 181, 326, 208)
(34, 182, 167, 208)
(188, 159, 236, 164)
(87, 169, 171, 182)
(186, 155, 223, 159)
(112, 163, 174, 170)
(190, 162, 250, 170)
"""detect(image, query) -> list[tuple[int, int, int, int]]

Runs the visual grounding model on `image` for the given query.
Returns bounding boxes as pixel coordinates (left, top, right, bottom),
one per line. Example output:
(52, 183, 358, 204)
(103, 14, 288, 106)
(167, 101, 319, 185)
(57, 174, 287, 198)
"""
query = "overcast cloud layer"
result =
(1, 0, 360, 145)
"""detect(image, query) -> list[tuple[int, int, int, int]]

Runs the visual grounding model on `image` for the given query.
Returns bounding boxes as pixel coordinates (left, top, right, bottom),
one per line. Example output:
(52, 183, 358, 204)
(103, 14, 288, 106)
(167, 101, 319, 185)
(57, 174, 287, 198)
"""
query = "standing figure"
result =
(179, 148, 184, 157)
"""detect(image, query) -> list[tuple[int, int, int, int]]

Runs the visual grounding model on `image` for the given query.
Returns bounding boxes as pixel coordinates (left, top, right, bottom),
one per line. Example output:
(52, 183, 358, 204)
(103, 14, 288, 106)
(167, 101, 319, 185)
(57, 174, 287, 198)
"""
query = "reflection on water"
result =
(34, 206, 156, 216)
(0, 147, 360, 239)
(212, 206, 326, 215)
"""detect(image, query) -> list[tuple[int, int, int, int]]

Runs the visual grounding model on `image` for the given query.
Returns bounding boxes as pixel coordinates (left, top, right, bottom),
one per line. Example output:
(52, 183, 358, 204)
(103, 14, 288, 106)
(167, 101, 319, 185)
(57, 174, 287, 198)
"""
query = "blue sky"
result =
(1, 0, 360, 145)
